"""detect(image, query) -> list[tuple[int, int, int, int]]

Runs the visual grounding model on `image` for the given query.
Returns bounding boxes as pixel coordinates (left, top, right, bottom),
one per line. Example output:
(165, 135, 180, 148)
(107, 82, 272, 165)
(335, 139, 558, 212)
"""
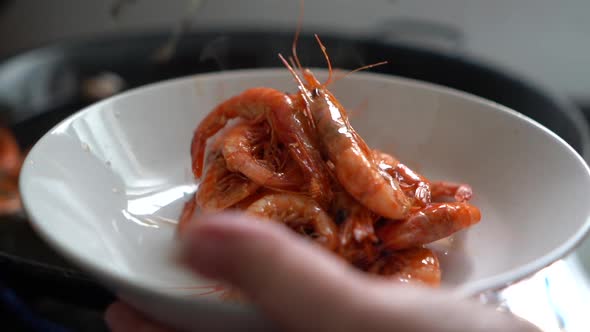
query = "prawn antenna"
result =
(314, 34, 333, 87)
(292, 0, 305, 73)
(333, 61, 389, 84)
(278, 53, 311, 103)
(288, 56, 298, 73)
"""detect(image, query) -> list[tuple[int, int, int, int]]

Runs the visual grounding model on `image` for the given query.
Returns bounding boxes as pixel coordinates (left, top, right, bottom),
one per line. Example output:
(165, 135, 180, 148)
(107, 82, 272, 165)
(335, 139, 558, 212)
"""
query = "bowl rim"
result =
(19, 67, 590, 306)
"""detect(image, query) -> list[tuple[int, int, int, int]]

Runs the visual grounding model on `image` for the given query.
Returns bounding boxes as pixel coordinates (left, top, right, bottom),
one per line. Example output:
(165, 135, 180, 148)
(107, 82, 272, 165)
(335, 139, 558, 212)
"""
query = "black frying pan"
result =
(1, 30, 588, 311)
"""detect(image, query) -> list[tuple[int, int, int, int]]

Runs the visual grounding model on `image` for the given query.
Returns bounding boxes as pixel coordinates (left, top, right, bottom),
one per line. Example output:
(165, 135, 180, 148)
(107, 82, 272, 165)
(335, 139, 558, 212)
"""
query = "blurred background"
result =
(0, 1, 589, 331)
(1, 0, 589, 104)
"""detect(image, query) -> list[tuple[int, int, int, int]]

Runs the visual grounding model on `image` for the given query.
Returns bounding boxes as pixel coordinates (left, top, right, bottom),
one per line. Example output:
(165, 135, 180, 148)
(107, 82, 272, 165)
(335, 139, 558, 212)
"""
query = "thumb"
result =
(178, 212, 366, 330)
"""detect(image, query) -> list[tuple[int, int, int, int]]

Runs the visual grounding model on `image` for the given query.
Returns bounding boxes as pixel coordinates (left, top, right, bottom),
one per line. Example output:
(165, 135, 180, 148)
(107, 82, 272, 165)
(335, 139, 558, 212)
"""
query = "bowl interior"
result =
(19, 69, 590, 300)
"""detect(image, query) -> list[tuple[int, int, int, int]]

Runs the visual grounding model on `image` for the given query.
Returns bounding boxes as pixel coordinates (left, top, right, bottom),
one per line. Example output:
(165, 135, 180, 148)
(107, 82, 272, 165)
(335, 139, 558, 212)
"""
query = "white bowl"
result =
(19, 68, 590, 331)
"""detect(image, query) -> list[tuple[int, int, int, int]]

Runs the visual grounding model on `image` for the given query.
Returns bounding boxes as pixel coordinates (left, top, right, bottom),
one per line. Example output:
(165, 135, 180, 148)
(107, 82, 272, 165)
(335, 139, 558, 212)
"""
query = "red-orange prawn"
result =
(0, 127, 22, 178)
(245, 193, 339, 251)
(330, 189, 379, 266)
(278, 46, 412, 220)
(0, 127, 24, 215)
(196, 151, 261, 212)
(376, 202, 481, 250)
(179, 1, 483, 288)
(177, 151, 260, 236)
(431, 181, 473, 202)
(373, 149, 431, 207)
(0, 176, 22, 215)
(270, 92, 334, 207)
(222, 121, 303, 191)
(191, 87, 298, 178)
(177, 196, 197, 236)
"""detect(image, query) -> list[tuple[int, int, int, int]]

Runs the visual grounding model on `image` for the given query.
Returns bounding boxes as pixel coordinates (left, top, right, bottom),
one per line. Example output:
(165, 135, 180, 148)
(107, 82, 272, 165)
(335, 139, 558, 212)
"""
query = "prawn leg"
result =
(332, 192, 380, 266)
(191, 87, 298, 178)
(246, 193, 339, 250)
(221, 121, 303, 191)
(179, 150, 260, 235)
(196, 153, 260, 211)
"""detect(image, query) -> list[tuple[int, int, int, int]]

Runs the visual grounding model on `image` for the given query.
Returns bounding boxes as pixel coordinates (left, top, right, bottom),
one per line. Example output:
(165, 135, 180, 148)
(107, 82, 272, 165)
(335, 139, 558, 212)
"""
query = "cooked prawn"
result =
(178, 146, 261, 235)
(0, 127, 24, 215)
(373, 150, 431, 207)
(222, 121, 303, 191)
(177, 195, 197, 236)
(191, 87, 298, 178)
(270, 92, 333, 207)
(0, 127, 22, 178)
(196, 151, 261, 212)
(180, 13, 483, 287)
(0, 176, 21, 215)
(372, 150, 471, 204)
(376, 202, 481, 250)
(367, 247, 441, 286)
(279, 55, 412, 220)
(246, 193, 339, 250)
(331, 190, 379, 266)
(431, 181, 473, 202)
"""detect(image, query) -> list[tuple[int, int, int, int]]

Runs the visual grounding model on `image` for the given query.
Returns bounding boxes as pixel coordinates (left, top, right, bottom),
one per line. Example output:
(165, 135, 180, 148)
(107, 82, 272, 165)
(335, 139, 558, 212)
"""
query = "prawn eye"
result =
(311, 88, 320, 99)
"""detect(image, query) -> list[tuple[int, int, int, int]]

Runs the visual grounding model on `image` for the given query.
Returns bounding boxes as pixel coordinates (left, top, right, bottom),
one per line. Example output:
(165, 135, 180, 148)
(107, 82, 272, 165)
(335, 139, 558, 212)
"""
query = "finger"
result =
(179, 213, 542, 332)
(105, 301, 176, 332)
(179, 212, 367, 331)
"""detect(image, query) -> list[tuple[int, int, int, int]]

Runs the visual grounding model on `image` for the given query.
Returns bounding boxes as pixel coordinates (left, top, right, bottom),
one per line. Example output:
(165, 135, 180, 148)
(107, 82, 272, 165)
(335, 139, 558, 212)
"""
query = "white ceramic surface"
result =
(576, 235, 590, 276)
(19, 69, 590, 331)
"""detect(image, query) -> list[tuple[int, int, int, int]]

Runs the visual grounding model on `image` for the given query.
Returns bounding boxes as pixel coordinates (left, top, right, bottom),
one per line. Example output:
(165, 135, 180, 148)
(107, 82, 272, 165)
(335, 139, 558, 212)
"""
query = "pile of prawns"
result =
(178, 36, 481, 287)
(0, 127, 24, 215)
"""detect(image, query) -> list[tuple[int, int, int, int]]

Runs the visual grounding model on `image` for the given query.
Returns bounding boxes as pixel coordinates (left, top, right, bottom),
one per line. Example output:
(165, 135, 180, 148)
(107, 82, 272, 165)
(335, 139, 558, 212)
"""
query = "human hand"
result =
(104, 213, 540, 332)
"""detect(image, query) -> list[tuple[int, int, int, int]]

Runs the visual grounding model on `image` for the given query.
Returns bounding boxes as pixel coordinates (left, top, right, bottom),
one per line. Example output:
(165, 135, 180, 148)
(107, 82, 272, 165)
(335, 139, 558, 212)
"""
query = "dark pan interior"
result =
(1, 30, 588, 309)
